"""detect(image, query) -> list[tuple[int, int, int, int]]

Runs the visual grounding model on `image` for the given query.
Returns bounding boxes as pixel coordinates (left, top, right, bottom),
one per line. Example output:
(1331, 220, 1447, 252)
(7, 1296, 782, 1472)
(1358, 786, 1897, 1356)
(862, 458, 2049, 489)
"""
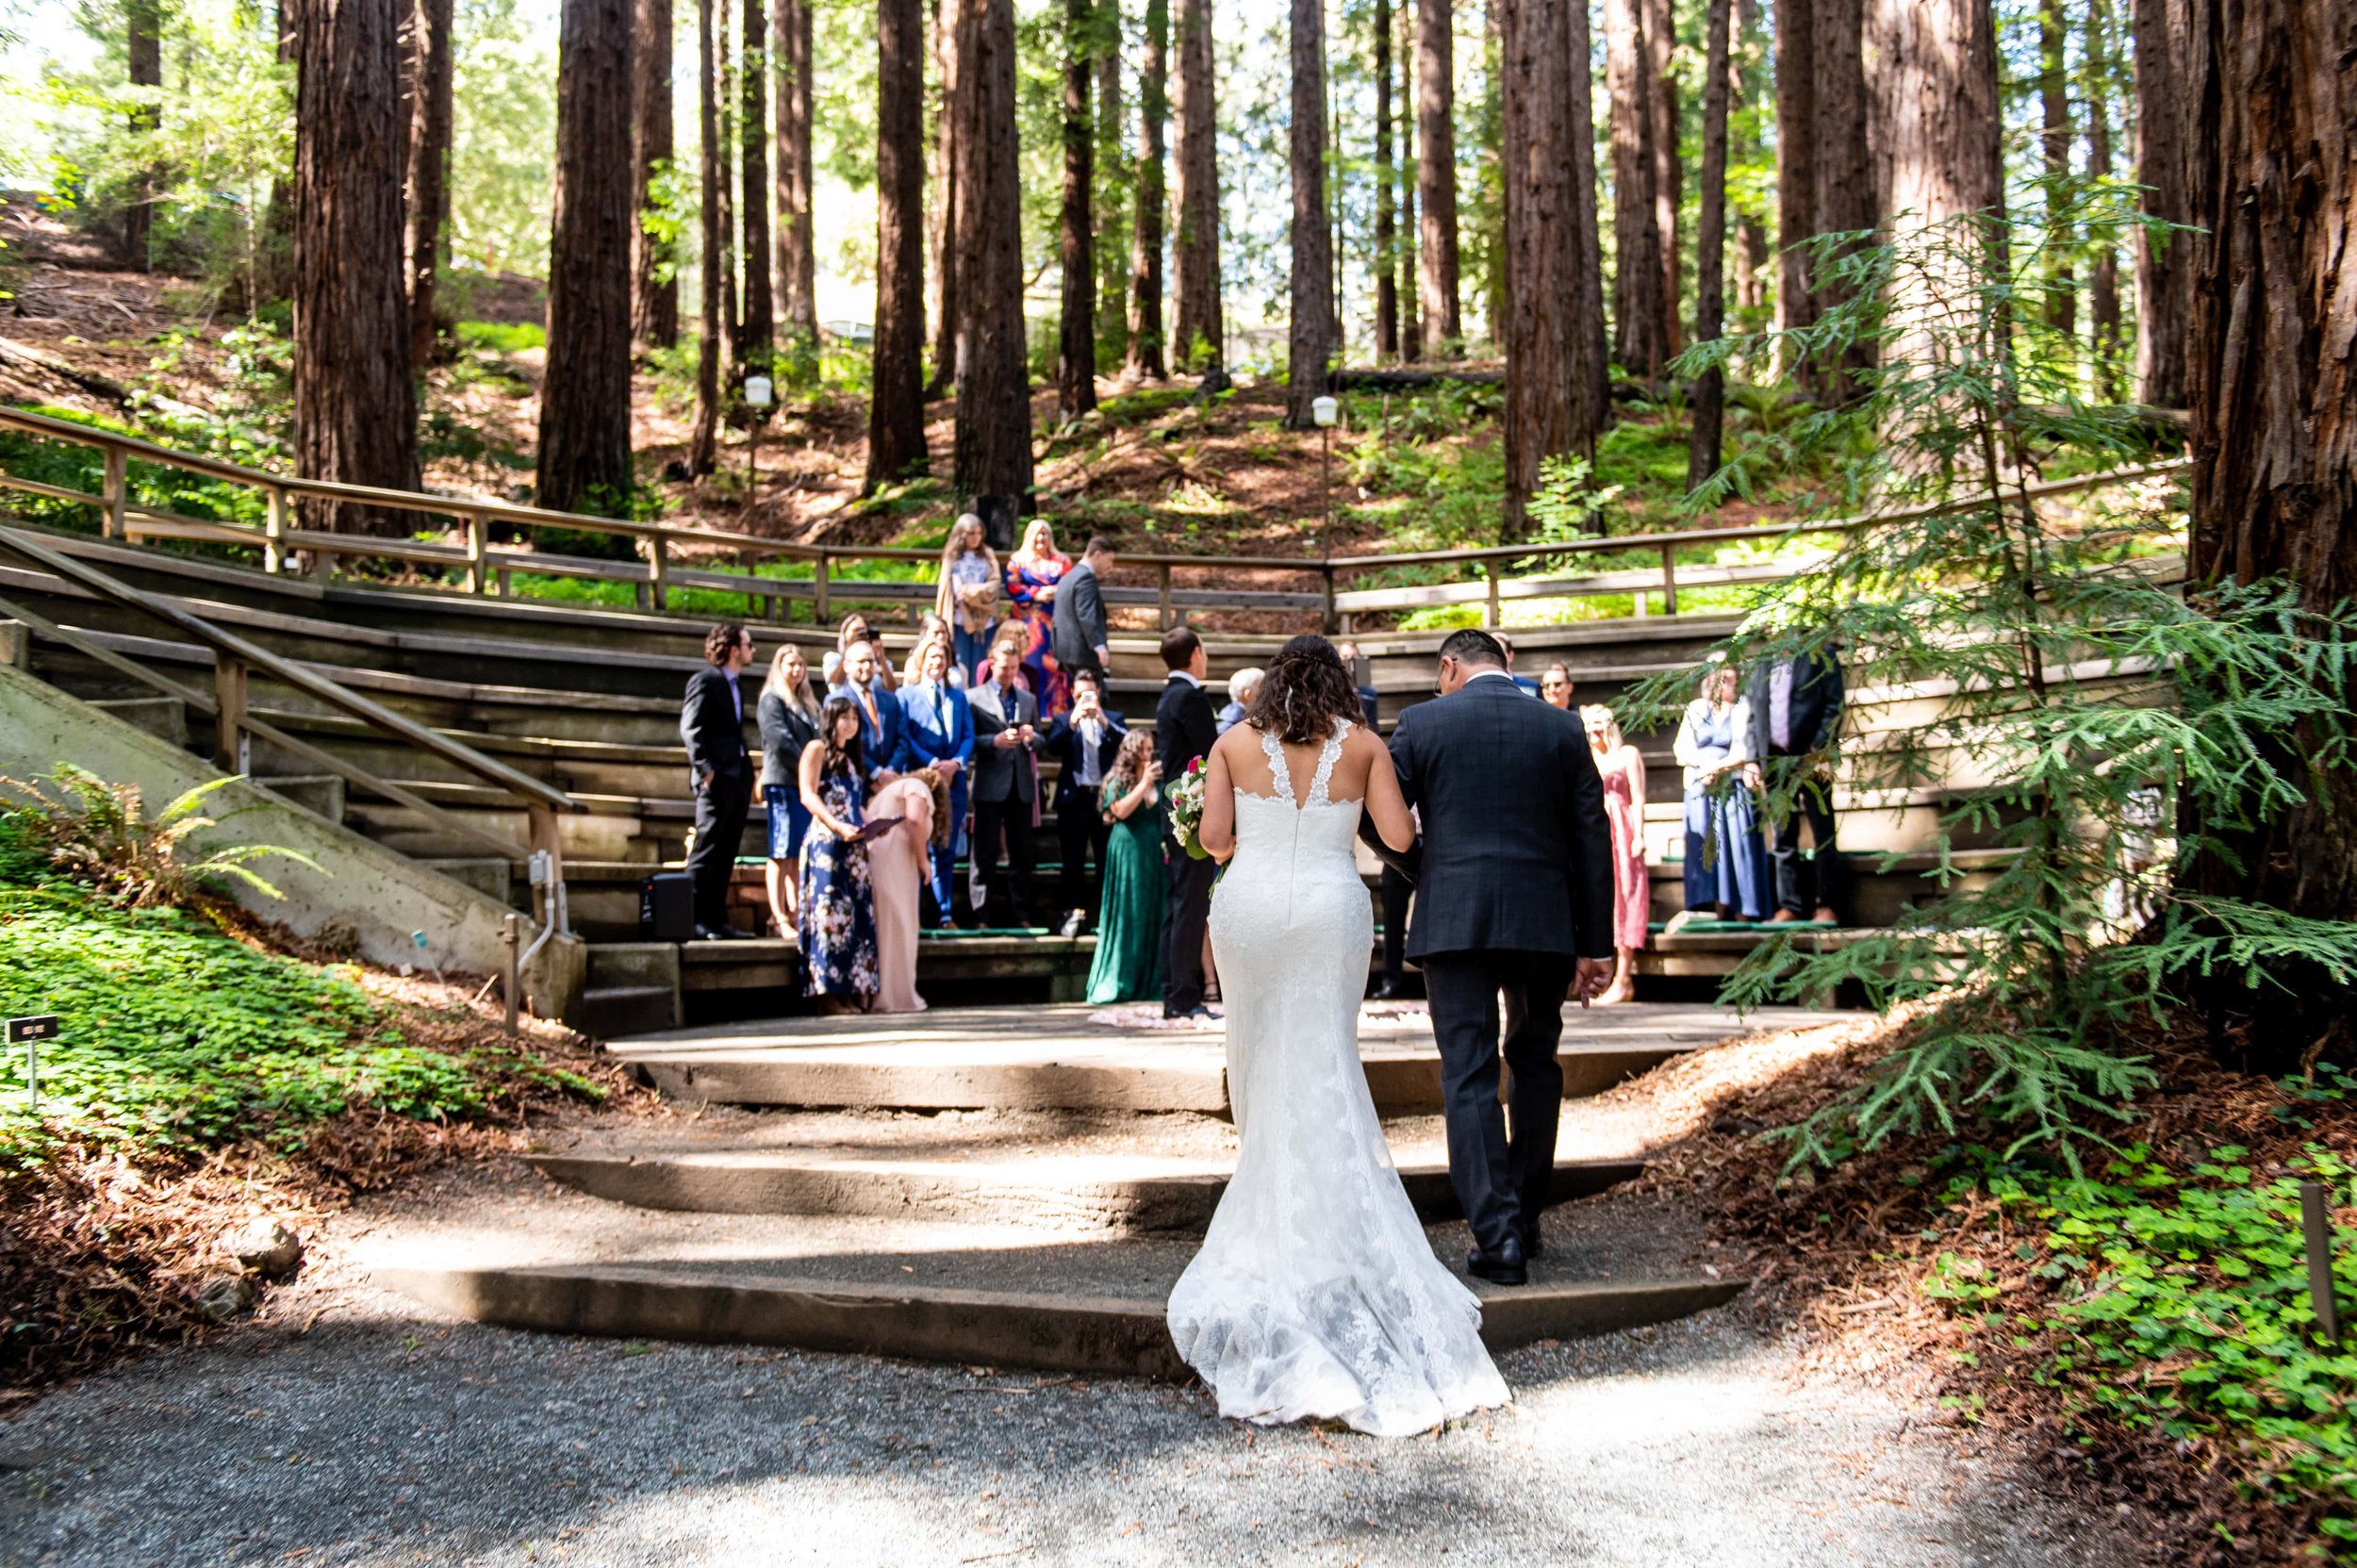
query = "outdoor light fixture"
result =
(744, 374, 775, 410)
(1311, 394, 1338, 428)
(743, 373, 776, 490)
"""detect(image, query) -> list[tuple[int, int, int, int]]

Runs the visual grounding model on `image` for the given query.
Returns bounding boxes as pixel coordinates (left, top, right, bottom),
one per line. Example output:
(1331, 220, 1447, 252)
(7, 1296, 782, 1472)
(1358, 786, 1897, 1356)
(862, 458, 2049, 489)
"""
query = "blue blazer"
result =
(897, 680, 974, 774)
(831, 679, 909, 773)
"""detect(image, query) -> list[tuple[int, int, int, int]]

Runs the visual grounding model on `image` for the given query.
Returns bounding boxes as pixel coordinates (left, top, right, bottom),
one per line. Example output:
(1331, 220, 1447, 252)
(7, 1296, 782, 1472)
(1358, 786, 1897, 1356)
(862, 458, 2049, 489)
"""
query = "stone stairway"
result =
(374, 999, 1850, 1380)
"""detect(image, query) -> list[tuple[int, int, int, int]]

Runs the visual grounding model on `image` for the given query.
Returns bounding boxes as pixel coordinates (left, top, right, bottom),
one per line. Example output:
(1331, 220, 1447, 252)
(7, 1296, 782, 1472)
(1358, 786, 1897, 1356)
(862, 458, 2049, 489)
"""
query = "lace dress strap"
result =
(1258, 725, 1295, 804)
(1307, 718, 1353, 809)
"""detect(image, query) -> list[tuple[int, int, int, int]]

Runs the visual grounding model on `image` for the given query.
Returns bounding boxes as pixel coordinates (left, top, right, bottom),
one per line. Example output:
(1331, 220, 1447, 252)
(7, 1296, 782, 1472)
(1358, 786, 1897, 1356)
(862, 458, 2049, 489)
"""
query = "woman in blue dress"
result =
(1669, 664, 1769, 930)
(798, 694, 882, 1010)
(897, 637, 975, 927)
(1002, 519, 1072, 719)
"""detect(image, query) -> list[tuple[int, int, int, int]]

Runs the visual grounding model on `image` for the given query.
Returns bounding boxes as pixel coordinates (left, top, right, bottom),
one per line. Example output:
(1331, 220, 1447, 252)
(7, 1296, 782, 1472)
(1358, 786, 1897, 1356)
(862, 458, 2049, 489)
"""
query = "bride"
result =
(1166, 635, 1511, 1435)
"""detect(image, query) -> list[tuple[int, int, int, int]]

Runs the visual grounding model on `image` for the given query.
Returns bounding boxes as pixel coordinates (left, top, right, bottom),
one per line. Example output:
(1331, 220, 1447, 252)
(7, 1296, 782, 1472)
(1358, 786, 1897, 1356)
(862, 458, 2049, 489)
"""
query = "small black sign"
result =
(7, 1015, 59, 1045)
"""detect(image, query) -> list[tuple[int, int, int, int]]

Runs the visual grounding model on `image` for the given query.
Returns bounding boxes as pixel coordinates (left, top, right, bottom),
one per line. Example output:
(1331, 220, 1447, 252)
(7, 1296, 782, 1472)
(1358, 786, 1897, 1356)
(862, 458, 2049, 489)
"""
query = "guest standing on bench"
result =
(682, 623, 757, 941)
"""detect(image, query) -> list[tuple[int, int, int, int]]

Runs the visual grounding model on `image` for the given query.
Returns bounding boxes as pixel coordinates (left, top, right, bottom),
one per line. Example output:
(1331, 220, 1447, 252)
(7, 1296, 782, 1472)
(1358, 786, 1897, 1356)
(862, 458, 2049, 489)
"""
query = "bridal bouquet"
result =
(1166, 755, 1211, 860)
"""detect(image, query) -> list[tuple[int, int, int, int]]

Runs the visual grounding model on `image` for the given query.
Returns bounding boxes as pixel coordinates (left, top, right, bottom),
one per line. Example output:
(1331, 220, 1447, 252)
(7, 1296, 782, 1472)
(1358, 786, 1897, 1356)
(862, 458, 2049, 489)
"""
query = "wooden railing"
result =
(0, 403, 2187, 637)
(0, 520, 580, 888)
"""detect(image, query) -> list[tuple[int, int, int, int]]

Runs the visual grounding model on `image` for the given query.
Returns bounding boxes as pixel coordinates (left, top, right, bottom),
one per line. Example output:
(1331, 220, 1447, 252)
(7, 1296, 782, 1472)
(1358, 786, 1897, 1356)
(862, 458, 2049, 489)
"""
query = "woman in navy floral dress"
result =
(797, 695, 882, 1010)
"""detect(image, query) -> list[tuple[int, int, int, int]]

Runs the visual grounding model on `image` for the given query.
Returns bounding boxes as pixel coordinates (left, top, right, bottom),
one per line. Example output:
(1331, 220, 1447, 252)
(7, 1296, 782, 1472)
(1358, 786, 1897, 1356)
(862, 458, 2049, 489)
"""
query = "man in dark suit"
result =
(1044, 668, 1127, 935)
(1340, 640, 1413, 1000)
(831, 638, 907, 776)
(1366, 628, 1614, 1285)
(1745, 644, 1846, 923)
(969, 637, 1045, 928)
(1051, 536, 1116, 688)
(1156, 625, 1220, 1017)
(680, 622, 758, 940)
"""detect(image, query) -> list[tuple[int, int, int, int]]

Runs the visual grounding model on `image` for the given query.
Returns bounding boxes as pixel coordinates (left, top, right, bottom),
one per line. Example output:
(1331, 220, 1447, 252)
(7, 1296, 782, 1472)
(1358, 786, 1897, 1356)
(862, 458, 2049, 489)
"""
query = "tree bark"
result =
(292, 0, 420, 534)
(1688, 0, 1732, 486)
(2132, 0, 2192, 405)
(539, 0, 638, 514)
(1414, 0, 1461, 352)
(1397, 0, 1421, 361)
(738, 0, 774, 369)
(1732, 0, 1769, 317)
(926, 0, 962, 398)
(950, 0, 1035, 502)
(1170, 0, 1223, 371)
(1810, 0, 1873, 397)
(775, 0, 818, 369)
(1096, 18, 1129, 369)
(2181, 0, 2357, 954)
(2085, 0, 2122, 395)
(1642, 0, 1679, 356)
(1284, 0, 1330, 425)
(689, 0, 723, 472)
(2039, 0, 2076, 336)
(1772, 0, 1816, 341)
(716, 0, 740, 361)
(631, 0, 680, 348)
(124, 0, 160, 272)
(1057, 0, 1097, 418)
(1604, 0, 1667, 379)
(1567, 0, 1609, 426)
(1373, 0, 1397, 362)
(868, 0, 931, 487)
(1128, 0, 1168, 376)
(404, 0, 453, 370)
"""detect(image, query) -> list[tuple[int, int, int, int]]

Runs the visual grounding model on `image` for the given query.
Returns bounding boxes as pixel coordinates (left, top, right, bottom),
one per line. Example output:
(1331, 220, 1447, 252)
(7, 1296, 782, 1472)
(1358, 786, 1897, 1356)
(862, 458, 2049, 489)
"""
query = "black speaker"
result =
(639, 871, 696, 943)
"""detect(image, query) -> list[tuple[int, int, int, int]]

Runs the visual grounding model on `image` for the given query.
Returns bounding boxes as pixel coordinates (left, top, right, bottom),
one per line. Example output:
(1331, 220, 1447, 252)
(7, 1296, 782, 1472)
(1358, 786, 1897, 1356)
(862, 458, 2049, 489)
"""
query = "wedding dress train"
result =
(1165, 721, 1510, 1436)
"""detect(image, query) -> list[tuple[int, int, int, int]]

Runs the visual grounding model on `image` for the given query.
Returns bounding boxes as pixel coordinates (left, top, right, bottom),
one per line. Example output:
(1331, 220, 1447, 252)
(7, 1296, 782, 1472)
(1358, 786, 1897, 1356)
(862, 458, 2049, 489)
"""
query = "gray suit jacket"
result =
(1051, 560, 1108, 670)
(968, 680, 1043, 803)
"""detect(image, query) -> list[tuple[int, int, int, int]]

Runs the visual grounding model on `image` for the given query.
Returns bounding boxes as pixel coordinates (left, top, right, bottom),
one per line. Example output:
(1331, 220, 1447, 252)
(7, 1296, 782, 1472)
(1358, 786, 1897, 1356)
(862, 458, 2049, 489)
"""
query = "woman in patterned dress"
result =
(797, 695, 882, 1012)
(1003, 519, 1072, 720)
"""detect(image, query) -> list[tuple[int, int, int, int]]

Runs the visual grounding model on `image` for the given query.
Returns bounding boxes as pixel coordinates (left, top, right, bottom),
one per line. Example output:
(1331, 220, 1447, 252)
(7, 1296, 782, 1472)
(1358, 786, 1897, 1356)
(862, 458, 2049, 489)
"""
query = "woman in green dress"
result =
(1086, 730, 1168, 1004)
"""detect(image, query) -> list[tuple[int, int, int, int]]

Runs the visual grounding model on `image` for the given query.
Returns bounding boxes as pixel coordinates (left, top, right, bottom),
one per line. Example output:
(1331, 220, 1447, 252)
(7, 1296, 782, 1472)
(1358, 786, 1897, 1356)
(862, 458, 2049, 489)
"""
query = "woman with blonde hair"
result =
(936, 513, 1001, 680)
(757, 644, 822, 935)
(1003, 518, 1073, 718)
(1580, 703, 1649, 1003)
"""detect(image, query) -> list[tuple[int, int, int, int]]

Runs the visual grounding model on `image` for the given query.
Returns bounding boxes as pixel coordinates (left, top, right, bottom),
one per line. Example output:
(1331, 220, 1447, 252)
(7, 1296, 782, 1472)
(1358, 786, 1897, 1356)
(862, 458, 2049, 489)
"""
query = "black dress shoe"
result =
(1371, 979, 1399, 1000)
(692, 924, 732, 942)
(1466, 1235, 1527, 1286)
(1521, 1223, 1545, 1261)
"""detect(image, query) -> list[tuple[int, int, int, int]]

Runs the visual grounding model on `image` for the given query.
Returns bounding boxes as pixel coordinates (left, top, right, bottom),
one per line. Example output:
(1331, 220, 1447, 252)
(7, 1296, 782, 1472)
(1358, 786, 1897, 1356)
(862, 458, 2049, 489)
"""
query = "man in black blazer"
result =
(1044, 668, 1128, 934)
(680, 623, 757, 940)
(1156, 625, 1220, 1017)
(969, 638, 1045, 928)
(1745, 645, 1846, 923)
(1367, 628, 1614, 1283)
(1051, 536, 1116, 686)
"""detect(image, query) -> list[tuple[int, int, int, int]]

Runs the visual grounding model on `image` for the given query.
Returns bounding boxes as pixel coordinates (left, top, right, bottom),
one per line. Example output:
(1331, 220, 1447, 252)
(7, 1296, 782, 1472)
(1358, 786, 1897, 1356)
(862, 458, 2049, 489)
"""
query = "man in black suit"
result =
(969, 637, 1045, 928)
(1366, 628, 1614, 1284)
(1746, 645, 1847, 923)
(1044, 668, 1127, 935)
(1156, 625, 1220, 1017)
(1051, 536, 1116, 688)
(1339, 640, 1413, 1000)
(681, 622, 757, 941)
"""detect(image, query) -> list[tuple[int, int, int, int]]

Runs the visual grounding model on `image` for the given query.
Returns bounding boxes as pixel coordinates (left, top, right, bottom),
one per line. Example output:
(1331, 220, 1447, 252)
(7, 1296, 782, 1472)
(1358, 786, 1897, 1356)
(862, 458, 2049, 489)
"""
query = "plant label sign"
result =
(8, 1015, 58, 1110)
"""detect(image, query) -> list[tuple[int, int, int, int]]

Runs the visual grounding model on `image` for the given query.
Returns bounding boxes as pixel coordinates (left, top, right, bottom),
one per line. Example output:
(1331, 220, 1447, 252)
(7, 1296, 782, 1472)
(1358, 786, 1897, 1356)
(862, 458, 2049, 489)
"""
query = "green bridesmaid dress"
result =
(1085, 776, 1168, 1004)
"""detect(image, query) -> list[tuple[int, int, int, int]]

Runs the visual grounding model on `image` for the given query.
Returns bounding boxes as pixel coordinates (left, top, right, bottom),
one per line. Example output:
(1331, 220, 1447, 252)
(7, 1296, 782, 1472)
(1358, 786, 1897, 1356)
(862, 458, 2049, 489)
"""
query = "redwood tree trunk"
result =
(1870, 0, 2003, 256)
(1284, 0, 1330, 425)
(689, 0, 723, 472)
(1567, 0, 1608, 426)
(404, 0, 453, 371)
(124, 0, 160, 272)
(1396, 0, 1421, 361)
(2039, 0, 2076, 336)
(1170, 0, 1222, 371)
(1642, 0, 1679, 356)
(1096, 24, 1129, 368)
(1772, 0, 1816, 341)
(1688, 0, 1732, 486)
(1057, 0, 1097, 418)
(1373, 0, 1397, 362)
(776, 0, 818, 368)
(950, 0, 1035, 502)
(1604, 0, 1666, 379)
(632, 0, 680, 348)
(538, 0, 637, 514)
(1128, 0, 1169, 376)
(927, 0, 962, 398)
(2085, 0, 2122, 394)
(868, 0, 931, 487)
(2132, 0, 2192, 405)
(292, 0, 420, 534)
(739, 0, 774, 369)
(1811, 0, 1873, 398)
(1414, 0, 1461, 352)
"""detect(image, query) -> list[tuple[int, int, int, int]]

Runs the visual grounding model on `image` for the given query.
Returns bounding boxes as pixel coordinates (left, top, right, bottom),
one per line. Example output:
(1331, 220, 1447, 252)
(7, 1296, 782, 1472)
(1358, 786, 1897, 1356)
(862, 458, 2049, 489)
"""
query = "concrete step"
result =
(586, 940, 684, 990)
(418, 856, 514, 904)
(576, 983, 681, 1036)
(89, 694, 188, 746)
(253, 771, 345, 822)
(528, 1147, 1646, 1231)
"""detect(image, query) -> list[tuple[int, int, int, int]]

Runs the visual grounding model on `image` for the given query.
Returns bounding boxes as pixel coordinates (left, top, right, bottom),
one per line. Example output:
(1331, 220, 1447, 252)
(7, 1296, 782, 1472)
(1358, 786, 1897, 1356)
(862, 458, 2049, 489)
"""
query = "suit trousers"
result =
(1162, 850, 1219, 1014)
(686, 771, 753, 930)
(1761, 752, 1844, 916)
(971, 795, 1038, 925)
(1419, 949, 1575, 1255)
(1378, 867, 1413, 989)
(1058, 795, 1111, 919)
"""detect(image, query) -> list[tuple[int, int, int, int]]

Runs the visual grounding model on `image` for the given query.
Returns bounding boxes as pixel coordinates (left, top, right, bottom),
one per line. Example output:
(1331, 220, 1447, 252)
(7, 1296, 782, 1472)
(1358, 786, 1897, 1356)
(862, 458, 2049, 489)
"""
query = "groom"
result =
(1367, 629, 1616, 1286)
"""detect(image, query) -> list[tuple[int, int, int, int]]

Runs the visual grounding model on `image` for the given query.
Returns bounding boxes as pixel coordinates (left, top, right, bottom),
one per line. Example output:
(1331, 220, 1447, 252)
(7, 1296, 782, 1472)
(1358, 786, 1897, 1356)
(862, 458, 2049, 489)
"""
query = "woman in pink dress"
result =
(863, 774, 936, 1013)
(1581, 704, 1649, 1006)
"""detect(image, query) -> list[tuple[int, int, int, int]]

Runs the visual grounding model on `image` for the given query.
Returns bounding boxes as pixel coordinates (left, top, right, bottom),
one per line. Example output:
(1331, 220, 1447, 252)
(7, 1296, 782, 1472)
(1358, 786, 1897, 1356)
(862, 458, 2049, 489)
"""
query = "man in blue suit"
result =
(832, 639, 907, 776)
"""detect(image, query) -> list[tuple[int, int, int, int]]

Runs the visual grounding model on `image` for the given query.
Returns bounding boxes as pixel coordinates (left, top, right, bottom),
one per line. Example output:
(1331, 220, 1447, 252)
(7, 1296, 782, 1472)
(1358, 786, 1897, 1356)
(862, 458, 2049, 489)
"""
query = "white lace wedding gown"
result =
(1166, 720, 1511, 1436)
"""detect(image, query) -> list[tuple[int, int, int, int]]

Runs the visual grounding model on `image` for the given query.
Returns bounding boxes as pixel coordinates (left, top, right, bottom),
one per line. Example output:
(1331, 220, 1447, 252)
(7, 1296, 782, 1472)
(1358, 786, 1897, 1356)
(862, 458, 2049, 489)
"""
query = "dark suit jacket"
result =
(1051, 560, 1109, 669)
(831, 678, 908, 773)
(1376, 672, 1615, 962)
(1044, 710, 1129, 811)
(682, 666, 752, 785)
(1154, 675, 1218, 792)
(969, 680, 1043, 803)
(1744, 648, 1844, 757)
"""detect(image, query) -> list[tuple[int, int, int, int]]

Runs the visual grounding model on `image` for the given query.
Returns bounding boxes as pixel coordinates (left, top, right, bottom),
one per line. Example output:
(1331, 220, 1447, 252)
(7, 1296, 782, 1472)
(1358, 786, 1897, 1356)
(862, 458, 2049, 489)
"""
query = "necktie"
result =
(859, 685, 880, 736)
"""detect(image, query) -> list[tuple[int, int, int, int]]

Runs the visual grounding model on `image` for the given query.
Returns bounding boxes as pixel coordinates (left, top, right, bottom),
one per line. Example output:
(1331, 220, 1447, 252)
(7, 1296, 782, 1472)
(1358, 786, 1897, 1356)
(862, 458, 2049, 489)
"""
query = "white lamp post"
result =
(1311, 394, 1339, 602)
(743, 372, 775, 493)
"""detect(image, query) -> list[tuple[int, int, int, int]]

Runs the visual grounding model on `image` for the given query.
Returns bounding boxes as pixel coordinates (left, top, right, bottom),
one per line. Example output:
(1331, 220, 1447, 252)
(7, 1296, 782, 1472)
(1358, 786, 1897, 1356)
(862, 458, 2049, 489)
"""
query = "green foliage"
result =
(1640, 193, 2357, 1163)
(453, 320, 548, 356)
(0, 404, 273, 539)
(448, 0, 557, 274)
(1525, 454, 1626, 543)
(0, 765, 319, 909)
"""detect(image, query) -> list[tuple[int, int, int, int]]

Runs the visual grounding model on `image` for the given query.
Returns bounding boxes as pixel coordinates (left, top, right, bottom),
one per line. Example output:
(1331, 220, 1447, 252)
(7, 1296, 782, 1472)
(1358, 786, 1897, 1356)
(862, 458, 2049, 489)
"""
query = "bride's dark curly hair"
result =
(1246, 635, 1365, 745)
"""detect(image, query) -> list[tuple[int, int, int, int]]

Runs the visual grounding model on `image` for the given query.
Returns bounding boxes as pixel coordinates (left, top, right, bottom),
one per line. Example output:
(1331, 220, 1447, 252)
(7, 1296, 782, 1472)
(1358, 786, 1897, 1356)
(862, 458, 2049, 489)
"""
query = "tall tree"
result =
(124, 0, 160, 272)
(1170, 0, 1222, 372)
(404, 0, 453, 371)
(1642, 0, 1679, 355)
(775, 0, 818, 368)
(1284, 0, 1330, 425)
(1811, 0, 1873, 397)
(868, 0, 930, 487)
(2181, 0, 2357, 956)
(1414, 0, 1461, 352)
(1372, 0, 1397, 361)
(1732, 0, 1770, 318)
(949, 0, 1035, 501)
(2038, 0, 2076, 336)
(1396, 0, 1421, 360)
(1496, 0, 1596, 538)
(1057, 0, 1097, 417)
(2084, 0, 2122, 395)
(538, 0, 637, 513)
(927, 0, 962, 398)
(689, 0, 723, 472)
(738, 0, 774, 370)
(631, 0, 679, 347)
(1127, 0, 1168, 376)
(292, 0, 420, 533)
(1567, 0, 1608, 423)
(716, 0, 739, 359)
(1772, 0, 1817, 342)
(2131, 0, 2191, 404)
(1604, 0, 1667, 378)
(1096, 14, 1129, 367)
(1687, 0, 1732, 485)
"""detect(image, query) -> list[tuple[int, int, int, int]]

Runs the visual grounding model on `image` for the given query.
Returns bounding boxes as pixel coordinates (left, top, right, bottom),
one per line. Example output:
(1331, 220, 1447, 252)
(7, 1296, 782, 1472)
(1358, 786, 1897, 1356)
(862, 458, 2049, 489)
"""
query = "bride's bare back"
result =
(1197, 720, 1416, 859)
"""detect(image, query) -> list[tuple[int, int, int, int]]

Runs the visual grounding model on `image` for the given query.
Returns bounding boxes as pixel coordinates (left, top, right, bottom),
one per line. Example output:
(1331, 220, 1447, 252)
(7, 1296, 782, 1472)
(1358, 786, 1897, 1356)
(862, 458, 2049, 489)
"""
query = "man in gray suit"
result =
(968, 638, 1045, 928)
(1051, 536, 1116, 687)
